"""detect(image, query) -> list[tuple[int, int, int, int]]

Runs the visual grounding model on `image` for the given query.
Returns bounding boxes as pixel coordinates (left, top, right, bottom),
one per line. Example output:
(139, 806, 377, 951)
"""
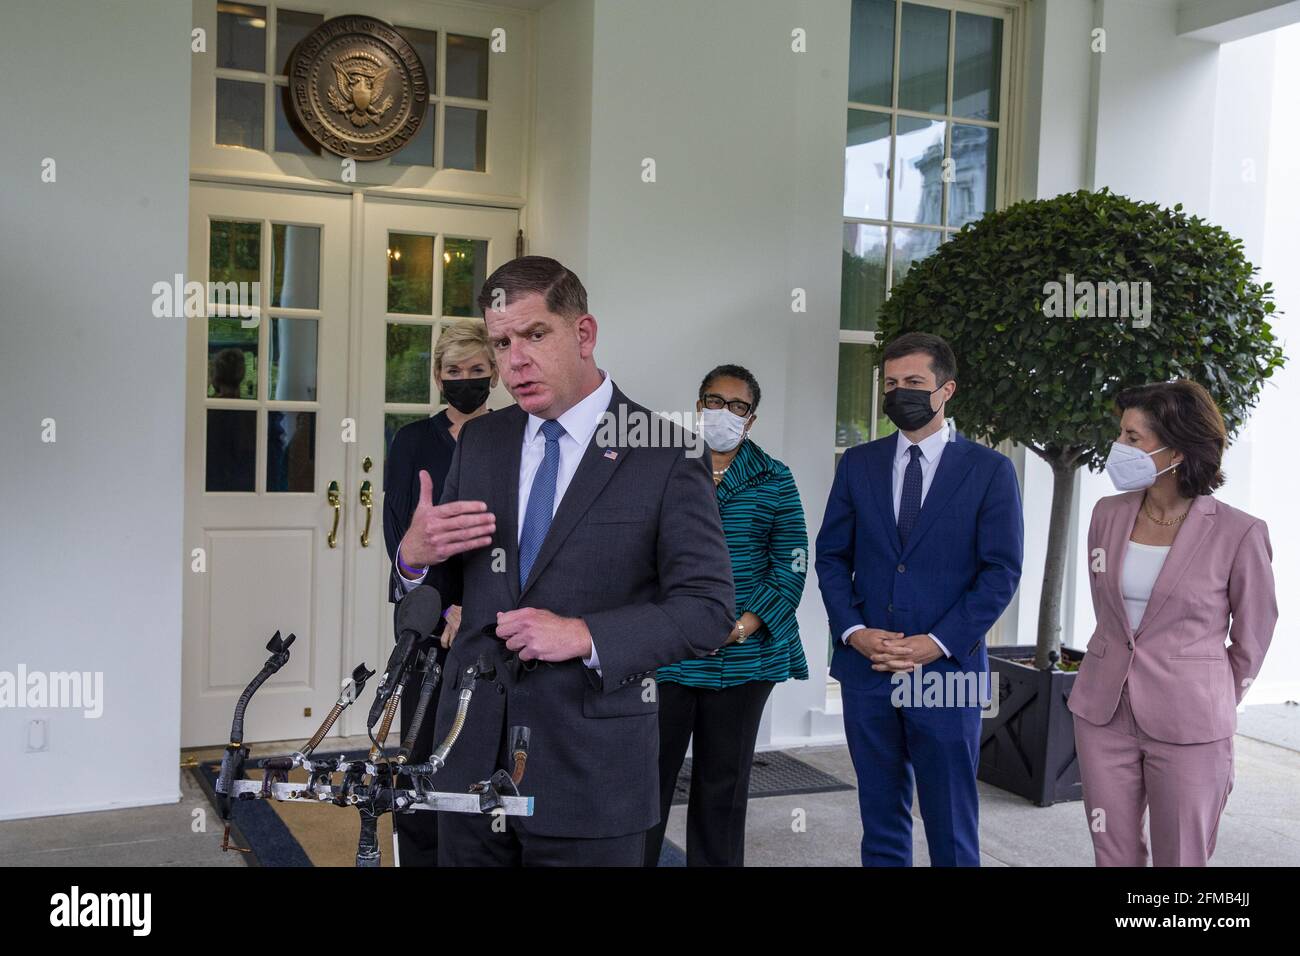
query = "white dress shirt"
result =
(396, 373, 614, 670)
(841, 420, 952, 658)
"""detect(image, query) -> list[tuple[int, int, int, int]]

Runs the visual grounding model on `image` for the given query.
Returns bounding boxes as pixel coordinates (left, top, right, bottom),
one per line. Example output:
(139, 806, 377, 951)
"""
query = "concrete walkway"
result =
(4, 705, 1298, 867)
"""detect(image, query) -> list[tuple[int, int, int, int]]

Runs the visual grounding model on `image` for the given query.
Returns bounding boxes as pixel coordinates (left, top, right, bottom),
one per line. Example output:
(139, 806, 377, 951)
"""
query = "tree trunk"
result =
(1034, 457, 1078, 670)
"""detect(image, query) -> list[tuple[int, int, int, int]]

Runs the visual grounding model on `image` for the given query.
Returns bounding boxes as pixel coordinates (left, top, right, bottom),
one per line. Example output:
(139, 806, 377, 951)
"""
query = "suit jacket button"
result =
(897, 563, 906, 573)
(888, 604, 893, 613)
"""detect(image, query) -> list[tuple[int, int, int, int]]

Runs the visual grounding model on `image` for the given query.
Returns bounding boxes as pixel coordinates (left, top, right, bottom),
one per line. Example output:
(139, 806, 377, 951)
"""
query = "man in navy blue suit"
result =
(816, 332, 1023, 866)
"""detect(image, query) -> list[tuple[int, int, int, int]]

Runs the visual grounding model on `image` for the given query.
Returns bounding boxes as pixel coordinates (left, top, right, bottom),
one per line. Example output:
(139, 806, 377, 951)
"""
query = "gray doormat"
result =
(670, 749, 851, 805)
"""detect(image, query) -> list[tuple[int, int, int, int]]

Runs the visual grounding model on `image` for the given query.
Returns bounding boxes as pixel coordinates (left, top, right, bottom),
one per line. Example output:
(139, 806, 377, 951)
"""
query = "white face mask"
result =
(699, 407, 749, 452)
(1105, 442, 1176, 491)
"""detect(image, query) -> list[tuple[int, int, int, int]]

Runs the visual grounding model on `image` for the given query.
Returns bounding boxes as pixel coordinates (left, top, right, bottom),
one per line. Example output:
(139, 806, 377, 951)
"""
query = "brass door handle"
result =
(359, 480, 374, 547)
(327, 480, 341, 549)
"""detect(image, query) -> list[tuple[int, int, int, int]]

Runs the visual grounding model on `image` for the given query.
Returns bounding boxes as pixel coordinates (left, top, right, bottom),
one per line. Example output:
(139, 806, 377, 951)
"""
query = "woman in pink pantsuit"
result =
(1069, 380, 1277, 867)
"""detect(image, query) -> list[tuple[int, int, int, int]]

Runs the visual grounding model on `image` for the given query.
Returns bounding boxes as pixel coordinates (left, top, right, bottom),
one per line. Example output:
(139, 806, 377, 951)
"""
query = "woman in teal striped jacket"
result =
(644, 364, 809, 867)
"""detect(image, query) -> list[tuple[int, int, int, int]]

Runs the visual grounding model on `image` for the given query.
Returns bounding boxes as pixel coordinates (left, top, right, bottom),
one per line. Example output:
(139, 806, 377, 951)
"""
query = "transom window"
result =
(213, 2, 489, 169)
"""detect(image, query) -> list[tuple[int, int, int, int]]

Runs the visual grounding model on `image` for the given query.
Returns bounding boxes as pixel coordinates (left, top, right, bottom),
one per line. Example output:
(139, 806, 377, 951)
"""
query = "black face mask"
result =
(883, 384, 943, 432)
(441, 376, 491, 414)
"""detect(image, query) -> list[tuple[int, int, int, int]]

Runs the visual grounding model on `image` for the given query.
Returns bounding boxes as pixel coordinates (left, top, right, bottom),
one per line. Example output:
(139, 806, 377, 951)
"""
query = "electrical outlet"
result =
(26, 719, 48, 753)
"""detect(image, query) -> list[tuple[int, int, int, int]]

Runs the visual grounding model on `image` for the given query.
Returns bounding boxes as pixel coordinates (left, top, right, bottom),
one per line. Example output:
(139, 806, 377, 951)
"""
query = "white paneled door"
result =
(183, 184, 517, 746)
(346, 198, 518, 739)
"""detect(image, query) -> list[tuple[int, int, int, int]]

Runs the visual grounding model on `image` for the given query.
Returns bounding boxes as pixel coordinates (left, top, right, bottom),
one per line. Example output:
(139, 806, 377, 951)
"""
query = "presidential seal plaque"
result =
(287, 15, 429, 160)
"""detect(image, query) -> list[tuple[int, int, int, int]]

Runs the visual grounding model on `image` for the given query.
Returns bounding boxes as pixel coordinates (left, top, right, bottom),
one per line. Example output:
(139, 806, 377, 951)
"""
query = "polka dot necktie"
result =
(519, 419, 566, 587)
(897, 444, 923, 548)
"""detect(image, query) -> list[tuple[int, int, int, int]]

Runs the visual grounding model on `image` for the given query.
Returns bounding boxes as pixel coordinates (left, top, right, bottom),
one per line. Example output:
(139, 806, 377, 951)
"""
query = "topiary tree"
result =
(877, 188, 1285, 669)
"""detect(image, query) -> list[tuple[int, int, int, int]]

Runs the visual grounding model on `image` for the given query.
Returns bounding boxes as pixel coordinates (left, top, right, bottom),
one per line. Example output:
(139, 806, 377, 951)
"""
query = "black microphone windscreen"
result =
(395, 585, 442, 640)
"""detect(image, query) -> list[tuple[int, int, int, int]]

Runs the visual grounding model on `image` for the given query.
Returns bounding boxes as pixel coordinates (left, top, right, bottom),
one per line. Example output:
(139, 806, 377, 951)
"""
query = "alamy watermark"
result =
(1042, 273, 1151, 328)
(890, 663, 998, 718)
(151, 274, 260, 326)
(49, 886, 150, 936)
(1, 665, 103, 718)
(594, 406, 706, 458)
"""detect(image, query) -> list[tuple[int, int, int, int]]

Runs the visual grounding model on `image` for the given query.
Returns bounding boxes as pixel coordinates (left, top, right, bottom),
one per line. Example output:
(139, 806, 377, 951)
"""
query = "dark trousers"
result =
(393, 645, 446, 867)
(841, 678, 981, 866)
(437, 812, 646, 866)
(643, 679, 774, 867)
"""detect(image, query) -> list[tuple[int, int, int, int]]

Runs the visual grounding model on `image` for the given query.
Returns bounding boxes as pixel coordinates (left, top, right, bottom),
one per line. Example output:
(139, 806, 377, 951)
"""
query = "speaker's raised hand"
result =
(397, 470, 496, 576)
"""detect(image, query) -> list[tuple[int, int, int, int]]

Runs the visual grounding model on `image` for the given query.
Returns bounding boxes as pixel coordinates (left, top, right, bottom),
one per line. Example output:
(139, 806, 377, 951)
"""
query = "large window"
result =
(837, 0, 1011, 451)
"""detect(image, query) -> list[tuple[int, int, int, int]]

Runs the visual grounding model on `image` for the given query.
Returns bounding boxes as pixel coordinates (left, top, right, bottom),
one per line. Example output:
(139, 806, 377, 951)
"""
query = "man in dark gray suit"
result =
(393, 256, 733, 866)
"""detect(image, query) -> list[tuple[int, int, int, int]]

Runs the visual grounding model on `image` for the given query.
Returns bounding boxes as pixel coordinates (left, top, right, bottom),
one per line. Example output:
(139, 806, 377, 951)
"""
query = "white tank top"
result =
(1121, 541, 1170, 630)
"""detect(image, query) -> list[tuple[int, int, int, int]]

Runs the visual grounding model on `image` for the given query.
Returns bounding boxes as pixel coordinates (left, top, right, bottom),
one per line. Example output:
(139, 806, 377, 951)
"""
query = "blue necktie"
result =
(519, 419, 566, 587)
(897, 444, 923, 547)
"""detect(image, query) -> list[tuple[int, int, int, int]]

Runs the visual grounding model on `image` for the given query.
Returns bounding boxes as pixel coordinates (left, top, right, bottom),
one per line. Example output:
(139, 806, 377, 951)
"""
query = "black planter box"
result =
(978, 645, 1084, 807)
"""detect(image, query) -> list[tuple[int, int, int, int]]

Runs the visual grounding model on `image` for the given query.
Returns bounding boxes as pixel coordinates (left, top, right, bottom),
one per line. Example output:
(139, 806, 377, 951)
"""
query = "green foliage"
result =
(878, 188, 1284, 472)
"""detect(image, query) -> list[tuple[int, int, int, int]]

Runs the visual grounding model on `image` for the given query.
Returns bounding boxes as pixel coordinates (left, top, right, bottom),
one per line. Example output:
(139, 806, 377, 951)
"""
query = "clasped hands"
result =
(847, 628, 944, 671)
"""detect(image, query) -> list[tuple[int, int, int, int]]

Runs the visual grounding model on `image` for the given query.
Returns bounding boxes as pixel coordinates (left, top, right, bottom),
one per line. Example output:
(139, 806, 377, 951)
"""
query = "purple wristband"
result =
(396, 546, 428, 578)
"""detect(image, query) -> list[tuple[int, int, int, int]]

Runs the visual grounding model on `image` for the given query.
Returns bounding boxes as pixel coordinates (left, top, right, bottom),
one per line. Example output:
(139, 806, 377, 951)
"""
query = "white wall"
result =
(1217, 23, 1300, 703)
(526, 0, 595, 275)
(0, 0, 191, 819)
(529, 0, 849, 745)
(1093, 0, 1221, 214)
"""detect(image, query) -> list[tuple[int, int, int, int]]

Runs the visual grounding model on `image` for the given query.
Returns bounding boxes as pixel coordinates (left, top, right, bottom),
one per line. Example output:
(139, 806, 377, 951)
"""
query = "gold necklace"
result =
(1143, 495, 1190, 526)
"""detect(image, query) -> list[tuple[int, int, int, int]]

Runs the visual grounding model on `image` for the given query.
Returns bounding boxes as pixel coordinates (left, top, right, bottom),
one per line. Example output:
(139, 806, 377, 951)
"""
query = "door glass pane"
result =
(849, 0, 895, 106)
(274, 90, 319, 156)
(269, 318, 318, 400)
(892, 226, 943, 286)
(444, 107, 487, 171)
(396, 26, 438, 89)
(387, 233, 434, 314)
(271, 224, 320, 308)
(267, 411, 316, 492)
(842, 224, 888, 331)
(948, 125, 997, 228)
(207, 319, 258, 399)
(844, 109, 891, 220)
(386, 323, 433, 403)
(954, 12, 1001, 121)
(209, 220, 261, 305)
(216, 78, 265, 149)
(276, 8, 322, 74)
(217, 2, 266, 72)
(898, 2, 949, 115)
(390, 104, 435, 166)
(443, 238, 488, 317)
(893, 116, 945, 225)
(206, 409, 257, 492)
(446, 34, 489, 99)
(385, 413, 426, 466)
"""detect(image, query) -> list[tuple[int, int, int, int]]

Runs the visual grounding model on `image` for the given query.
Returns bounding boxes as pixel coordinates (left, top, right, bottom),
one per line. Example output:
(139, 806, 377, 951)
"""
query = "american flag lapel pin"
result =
(604, 449, 618, 460)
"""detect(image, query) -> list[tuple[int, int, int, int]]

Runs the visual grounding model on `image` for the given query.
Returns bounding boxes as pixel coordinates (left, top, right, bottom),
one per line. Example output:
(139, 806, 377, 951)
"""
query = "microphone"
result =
(368, 586, 442, 728)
